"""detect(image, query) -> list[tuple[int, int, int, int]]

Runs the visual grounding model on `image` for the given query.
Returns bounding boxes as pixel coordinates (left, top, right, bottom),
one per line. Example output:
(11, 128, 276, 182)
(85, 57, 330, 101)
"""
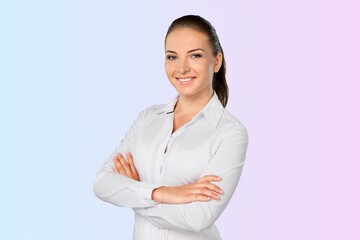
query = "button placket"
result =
(152, 117, 173, 184)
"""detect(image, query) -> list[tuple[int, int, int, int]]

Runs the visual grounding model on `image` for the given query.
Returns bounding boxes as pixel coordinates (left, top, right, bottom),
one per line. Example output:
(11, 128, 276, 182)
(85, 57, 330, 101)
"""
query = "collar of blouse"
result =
(158, 92, 225, 129)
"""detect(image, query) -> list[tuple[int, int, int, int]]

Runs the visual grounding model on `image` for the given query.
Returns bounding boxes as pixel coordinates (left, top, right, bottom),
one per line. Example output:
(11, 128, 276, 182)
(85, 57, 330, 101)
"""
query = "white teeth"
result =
(179, 78, 193, 82)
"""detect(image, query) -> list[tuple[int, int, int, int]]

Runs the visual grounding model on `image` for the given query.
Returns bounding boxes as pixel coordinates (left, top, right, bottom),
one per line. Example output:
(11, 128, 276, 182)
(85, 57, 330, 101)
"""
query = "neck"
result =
(175, 91, 214, 115)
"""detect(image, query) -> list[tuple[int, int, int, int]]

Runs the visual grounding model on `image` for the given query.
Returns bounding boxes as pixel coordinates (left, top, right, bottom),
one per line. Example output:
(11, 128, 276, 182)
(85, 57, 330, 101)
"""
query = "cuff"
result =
(128, 181, 163, 206)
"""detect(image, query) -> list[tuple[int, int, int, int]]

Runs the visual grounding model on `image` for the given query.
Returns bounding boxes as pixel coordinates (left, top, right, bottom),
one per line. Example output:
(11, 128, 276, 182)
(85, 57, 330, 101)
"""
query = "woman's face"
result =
(165, 28, 222, 100)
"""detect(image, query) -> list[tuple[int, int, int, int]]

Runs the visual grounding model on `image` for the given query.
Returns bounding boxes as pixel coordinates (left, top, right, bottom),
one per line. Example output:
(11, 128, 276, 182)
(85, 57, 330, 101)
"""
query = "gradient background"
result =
(0, 0, 359, 239)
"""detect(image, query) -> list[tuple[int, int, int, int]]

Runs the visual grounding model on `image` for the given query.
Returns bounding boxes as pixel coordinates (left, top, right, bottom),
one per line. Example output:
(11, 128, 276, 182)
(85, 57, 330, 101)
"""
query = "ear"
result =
(213, 52, 223, 73)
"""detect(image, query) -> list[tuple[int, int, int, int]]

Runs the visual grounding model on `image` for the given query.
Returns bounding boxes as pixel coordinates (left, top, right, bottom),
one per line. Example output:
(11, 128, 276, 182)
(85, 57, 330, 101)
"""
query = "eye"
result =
(190, 53, 202, 59)
(166, 55, 177, 60)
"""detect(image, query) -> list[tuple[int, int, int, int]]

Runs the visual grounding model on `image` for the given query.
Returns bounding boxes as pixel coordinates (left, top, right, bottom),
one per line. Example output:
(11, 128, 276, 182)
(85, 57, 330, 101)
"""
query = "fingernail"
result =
(218, 176, 222, 180)
(219, 189, 224, 194)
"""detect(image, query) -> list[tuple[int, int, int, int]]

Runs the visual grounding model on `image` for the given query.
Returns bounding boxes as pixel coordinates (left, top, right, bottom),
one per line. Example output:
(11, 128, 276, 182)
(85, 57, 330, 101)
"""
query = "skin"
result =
(165, 28, 222, 132)
(113, 27, 224, 204)
(113, 152, 139, 181)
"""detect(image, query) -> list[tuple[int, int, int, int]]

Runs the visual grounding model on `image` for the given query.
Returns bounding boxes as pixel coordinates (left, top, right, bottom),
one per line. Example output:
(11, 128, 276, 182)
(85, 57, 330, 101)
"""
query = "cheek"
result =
(197, 61, 213, 77)
(165, 63, 174, 77)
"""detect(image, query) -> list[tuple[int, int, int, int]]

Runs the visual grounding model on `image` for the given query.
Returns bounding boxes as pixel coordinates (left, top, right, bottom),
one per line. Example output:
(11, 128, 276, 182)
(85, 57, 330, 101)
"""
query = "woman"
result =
(93, 15, 248, 240)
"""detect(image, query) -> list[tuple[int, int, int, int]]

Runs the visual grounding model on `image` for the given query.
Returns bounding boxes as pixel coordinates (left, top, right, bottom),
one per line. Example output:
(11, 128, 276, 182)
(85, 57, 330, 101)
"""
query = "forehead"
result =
(165, 28, 210, 50)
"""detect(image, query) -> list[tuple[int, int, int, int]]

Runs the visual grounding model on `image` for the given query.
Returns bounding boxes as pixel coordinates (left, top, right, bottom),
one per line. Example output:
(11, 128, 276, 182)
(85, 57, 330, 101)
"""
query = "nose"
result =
(176, 58, 190, 74)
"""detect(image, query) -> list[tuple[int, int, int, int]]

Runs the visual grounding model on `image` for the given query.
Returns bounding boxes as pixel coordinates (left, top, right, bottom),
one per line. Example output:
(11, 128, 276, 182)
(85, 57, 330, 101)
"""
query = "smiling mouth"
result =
(177, 77, 195, 83)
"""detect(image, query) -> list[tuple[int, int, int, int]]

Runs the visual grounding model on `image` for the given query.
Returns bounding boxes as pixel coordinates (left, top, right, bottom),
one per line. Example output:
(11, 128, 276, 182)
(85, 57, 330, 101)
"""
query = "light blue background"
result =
(1, 0, 359, 240)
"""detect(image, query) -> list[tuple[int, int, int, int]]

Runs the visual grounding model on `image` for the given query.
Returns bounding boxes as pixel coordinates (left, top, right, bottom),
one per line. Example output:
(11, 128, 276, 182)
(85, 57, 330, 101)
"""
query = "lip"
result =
(176, 77, 196, 84)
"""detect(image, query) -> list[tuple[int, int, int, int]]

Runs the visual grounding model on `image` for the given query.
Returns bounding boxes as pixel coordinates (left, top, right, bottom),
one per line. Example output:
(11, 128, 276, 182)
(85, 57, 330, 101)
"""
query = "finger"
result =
(113, 156, 121, 173)
(119, 154, 132, 177)
(127, 152, 138, 174)
(114, 157, 125, 175)
(112, 165, 119, 173)
(196, 182, 223, 195)
(191, 195, 211, 202)
(127, 152, 140, 181)
(192, 187, 221, 200)
(114, 155, 126, 176)
(197, 175, 222, 183)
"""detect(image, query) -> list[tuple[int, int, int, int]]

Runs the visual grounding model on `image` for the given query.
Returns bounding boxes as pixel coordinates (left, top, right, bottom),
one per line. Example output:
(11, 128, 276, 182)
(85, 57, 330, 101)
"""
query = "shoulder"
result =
(134, 103, 168, 123)
(134, 95, 176, 122)
(218, 109, 248, 142)
(209, 109, 248, 159)
(141, 103, 168, 116)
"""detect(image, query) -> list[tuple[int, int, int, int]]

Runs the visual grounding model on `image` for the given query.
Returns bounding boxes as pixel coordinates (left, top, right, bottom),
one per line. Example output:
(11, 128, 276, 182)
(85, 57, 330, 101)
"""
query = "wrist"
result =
(152, 186, 166, 203)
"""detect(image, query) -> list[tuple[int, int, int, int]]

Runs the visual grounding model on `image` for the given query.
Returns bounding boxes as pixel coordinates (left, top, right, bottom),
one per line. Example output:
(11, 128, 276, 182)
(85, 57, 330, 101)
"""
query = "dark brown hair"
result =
(165, 15, 229, 107)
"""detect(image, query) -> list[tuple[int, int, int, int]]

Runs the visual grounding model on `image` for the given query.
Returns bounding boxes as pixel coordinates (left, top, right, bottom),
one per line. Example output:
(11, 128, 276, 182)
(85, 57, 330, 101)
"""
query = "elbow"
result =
(189, 221, 213, 233)
(93, 179, 100, 198)
(93, 179, 101, 199)
(93, 173, 106, 199)
(184, 212, 216, 233)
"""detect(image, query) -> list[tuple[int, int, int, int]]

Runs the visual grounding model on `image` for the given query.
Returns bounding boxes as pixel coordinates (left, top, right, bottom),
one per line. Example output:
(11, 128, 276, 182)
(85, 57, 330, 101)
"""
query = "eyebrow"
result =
(165, 48, 205, 54)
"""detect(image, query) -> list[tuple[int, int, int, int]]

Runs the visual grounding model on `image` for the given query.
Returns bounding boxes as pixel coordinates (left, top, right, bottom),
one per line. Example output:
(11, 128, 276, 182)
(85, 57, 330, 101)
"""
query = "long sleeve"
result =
(132, 126, 249, 232)
(93, 108, 162, 208)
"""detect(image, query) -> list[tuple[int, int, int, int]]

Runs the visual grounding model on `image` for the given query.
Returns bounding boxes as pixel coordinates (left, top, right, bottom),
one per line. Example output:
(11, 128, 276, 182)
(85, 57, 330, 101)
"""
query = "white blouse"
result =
(93, 93, 249, 240)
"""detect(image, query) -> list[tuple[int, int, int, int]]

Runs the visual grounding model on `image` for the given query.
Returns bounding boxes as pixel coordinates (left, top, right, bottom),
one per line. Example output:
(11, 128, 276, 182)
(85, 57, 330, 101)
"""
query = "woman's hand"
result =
(152, 175, 223, 204)
(113, 152, 140, 181)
